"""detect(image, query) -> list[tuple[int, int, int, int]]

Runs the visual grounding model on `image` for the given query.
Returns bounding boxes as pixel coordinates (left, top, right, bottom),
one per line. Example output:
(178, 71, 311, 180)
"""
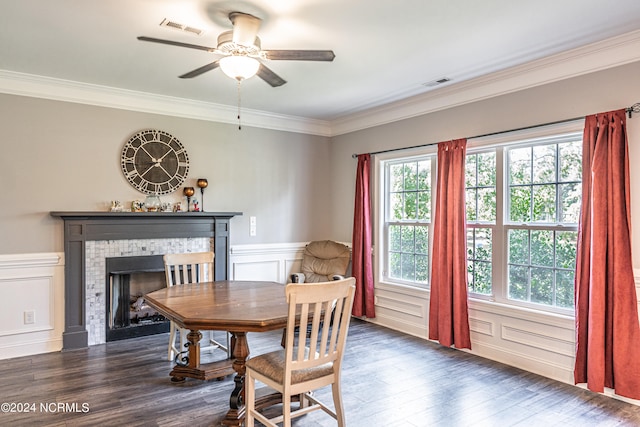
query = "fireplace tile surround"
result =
(86, 237, 210, 345)
(50, 212, 241, 349)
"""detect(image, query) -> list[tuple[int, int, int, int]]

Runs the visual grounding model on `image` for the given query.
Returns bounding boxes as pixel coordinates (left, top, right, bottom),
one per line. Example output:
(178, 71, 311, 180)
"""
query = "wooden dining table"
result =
(145, 280, 289, 427)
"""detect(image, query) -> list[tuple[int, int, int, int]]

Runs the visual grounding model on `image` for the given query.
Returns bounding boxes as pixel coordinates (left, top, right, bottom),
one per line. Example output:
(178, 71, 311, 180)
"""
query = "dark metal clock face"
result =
(121, 130, 189, 195)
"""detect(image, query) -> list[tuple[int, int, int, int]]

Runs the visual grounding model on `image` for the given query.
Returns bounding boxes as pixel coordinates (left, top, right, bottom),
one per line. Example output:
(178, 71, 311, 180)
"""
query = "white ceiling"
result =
(2, 0, 640, 134)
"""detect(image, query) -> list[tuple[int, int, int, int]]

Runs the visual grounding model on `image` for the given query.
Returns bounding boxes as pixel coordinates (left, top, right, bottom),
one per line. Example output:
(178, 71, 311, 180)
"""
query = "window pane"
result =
(467, 228, 492, 295)
(467, 151, 496, 224)
(404, 163, 418, 191)
(556, 270, 575, 308)
(401, 226, 415, 252)
(477, 188, 496, 222)
(404, 192, 417, 220)
(531, 230, 553, 267)
(473, 261, 492, 295)
(390, 193, 403, 220)
(416, 255, 429, 283)
(509, 147, 531, 185)
(466, 155, 477, 187)
(510, 187, 531, 222)
(533, 145, 556, 184)
(559, 141, 582, 182)
(560, 183, 581, 224)
(390, 164, 404, 192)
(415, 226, 429, 255)
(390, 252, 401, 277)
(532, 184, 556, 222)
(509, 265, 529, 301)
(401, 253, 416, 281)
(475, 228, 492, 261)
(531, 267, 553, 305)
(418, 160, 431, 191)
(556, 231, 577, 269)
(417, 191, 430, 220)
(508, 229, 529, 264)
(466, 188, 477, 221)
(478, 152, 496, 186)
(389, 225, 401, 251)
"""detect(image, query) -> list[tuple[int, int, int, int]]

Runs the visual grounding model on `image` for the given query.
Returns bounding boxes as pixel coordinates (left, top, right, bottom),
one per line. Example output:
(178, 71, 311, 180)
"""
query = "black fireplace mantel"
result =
(51, 211, 242, 350)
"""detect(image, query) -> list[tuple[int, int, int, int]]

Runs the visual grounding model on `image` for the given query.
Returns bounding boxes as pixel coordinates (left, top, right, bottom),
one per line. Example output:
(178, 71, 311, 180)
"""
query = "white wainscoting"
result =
(370, 272, 640, 405)
(229, 241, 353, 283)
(371, 282, 577, 384)
(0, 252, 65, 360)
(229, 242, 310, 283)
(2, 245, 639, 399)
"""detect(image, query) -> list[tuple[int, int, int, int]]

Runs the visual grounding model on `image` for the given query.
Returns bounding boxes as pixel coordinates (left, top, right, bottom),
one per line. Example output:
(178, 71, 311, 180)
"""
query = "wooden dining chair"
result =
(245, 277, 356, 427)
(162, 252, 231, 362)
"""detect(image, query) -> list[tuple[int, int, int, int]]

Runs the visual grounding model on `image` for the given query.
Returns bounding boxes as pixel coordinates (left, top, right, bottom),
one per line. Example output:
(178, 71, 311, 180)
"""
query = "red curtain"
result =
(574, 109, 640, 399)
(428, 139, 471, 349)
(352, 154, 375, 318)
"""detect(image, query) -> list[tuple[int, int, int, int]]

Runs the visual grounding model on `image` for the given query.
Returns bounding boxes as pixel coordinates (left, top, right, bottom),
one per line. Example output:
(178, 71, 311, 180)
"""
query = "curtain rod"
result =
(351, 102, 640, 159)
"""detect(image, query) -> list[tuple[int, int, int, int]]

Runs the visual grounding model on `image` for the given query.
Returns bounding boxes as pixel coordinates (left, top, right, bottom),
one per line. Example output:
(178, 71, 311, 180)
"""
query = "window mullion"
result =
(494, 147, 506, 302)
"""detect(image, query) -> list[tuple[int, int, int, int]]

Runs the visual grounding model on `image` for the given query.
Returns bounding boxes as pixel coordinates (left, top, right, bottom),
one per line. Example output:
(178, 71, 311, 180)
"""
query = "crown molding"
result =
(2, 30, 640, 138)
(0, 70, 333, 137)
(330, 29, 640, 136)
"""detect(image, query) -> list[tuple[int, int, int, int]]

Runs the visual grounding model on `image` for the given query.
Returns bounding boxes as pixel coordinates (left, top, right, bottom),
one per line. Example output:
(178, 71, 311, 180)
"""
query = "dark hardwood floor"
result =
(1, 319, 639, 427)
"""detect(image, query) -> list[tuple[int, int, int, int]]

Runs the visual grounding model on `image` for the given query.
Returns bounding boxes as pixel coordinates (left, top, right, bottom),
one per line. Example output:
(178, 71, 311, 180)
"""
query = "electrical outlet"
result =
(250, 216, 257, 236)
(24, 310, 35, 325)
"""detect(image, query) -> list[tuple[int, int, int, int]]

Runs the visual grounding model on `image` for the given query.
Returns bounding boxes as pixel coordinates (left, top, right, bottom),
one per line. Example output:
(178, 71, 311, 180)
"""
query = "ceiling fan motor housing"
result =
(217, 30, 261, 56)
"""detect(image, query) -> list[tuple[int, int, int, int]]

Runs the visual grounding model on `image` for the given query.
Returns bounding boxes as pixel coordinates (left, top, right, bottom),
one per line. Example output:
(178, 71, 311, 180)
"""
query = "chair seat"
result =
(246, 349, 333, 385)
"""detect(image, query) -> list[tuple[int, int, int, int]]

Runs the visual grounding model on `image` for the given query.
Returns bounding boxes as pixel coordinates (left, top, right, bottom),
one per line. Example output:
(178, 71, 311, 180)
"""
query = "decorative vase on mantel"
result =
(144, 194, 161, 212)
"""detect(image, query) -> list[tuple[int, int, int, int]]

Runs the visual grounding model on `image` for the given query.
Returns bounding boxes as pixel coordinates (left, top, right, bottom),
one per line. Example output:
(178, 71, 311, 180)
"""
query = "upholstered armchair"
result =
(290, 240, 351, 284)
(283, 240, 351, 347)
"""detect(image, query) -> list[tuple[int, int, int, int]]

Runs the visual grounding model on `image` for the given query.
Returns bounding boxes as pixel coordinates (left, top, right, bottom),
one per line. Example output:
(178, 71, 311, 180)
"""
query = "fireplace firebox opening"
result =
(105, 255, 170, 341)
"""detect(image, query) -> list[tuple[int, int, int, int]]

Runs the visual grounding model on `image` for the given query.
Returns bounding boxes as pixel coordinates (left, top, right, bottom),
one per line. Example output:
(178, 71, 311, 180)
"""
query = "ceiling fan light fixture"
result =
(219, 56, 260, 81)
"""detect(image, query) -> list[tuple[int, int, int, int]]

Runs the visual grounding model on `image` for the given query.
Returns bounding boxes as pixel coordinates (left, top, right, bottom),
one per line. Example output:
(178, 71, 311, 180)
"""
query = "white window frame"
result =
(374, 120, 584, 316)
(381, 154, 436, 289)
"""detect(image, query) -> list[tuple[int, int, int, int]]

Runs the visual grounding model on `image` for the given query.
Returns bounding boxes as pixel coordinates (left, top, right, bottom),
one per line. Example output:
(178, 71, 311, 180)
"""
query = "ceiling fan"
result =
(138, 12, 335, 87)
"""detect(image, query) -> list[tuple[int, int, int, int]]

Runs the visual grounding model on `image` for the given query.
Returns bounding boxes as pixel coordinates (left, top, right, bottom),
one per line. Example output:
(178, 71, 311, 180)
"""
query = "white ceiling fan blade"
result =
(229, 12, 261, 47)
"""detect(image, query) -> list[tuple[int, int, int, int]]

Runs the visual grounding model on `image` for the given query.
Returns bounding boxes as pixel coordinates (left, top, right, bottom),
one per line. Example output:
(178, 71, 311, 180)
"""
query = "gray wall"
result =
(3, 61, 640, 265)
(0, 94, 332, 254)
(329, 61, 640, 268)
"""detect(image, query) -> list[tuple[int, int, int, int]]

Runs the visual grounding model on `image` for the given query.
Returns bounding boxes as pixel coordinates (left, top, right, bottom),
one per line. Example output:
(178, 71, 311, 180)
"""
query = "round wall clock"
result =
(120, 129, 189, 195)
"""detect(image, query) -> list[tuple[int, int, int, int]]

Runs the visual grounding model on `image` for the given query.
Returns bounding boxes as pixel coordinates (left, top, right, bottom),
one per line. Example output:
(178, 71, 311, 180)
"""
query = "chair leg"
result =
(245, 370, 255, 427)
(332, 381, 345, 427)
(282, 393, 292, 427)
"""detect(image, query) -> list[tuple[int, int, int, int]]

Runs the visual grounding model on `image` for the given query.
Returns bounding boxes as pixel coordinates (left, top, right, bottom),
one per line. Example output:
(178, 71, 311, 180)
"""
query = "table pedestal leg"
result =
(221, 331, 287, 426)
(169, 330, 235, 382)
(222, 331, 249, 426)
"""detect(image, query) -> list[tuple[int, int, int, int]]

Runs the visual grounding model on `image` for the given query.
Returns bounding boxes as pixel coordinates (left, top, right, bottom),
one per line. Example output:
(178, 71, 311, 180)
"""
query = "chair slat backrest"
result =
(284, 278, 356, 377)
(163, 252, 214, 286)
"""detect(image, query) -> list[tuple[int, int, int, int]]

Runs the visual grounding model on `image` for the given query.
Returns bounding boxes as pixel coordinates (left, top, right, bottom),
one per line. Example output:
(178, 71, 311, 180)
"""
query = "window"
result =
(466, 151, 497, 296)
(384, 157, 434, 287)
(381, 128, 582, 313)
(504, 137, 581, 308)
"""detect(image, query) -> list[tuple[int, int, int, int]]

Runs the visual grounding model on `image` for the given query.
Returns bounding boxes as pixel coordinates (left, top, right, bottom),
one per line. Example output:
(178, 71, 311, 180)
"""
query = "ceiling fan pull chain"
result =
(237, 79, 242, 130)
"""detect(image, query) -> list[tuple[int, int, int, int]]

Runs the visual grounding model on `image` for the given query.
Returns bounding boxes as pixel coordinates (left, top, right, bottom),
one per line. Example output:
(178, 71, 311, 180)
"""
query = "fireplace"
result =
(50, 211, 242, 349)
(106, 255, 169, 341)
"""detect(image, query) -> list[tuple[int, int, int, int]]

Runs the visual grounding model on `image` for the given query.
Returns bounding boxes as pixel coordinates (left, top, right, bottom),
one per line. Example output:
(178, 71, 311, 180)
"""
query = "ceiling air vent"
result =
(159, 19, 204, 36)
(423, 77, 451, 87)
